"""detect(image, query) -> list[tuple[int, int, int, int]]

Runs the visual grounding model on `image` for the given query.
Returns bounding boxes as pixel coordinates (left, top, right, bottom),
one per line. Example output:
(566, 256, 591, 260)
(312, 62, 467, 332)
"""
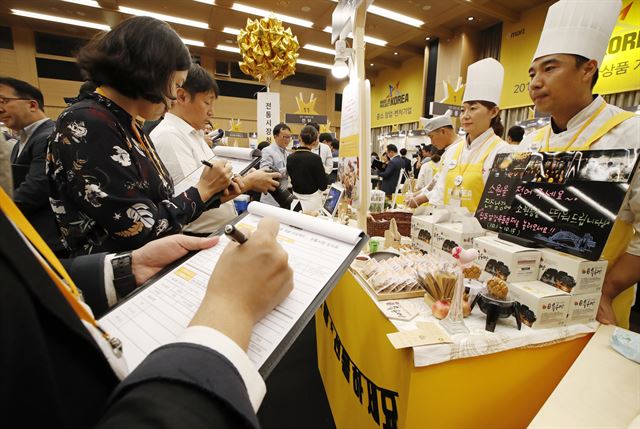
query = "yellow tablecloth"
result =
(316, 271, 591, 429)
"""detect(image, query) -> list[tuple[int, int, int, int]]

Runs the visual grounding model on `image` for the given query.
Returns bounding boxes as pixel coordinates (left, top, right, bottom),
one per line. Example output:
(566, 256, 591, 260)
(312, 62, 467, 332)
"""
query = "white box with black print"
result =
(567, 292, 601, 325)
(509, 281, 570, 329)
(410, 207, 451, 254)
(411, 214, 436, 253)
(431, 219, 485, 261)
(538, 249, 608, 295)
(472, 235, 541, 283)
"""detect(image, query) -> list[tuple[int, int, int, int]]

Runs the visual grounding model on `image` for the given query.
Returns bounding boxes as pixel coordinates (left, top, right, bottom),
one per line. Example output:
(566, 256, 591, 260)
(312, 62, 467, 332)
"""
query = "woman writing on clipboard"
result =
(47, 17, 239, 255)
(420, 58, 510, 212)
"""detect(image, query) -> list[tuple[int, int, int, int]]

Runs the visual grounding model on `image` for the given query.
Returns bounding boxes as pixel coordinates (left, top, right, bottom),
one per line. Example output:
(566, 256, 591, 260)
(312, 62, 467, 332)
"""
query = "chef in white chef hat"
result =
(521, 0, 640, 330)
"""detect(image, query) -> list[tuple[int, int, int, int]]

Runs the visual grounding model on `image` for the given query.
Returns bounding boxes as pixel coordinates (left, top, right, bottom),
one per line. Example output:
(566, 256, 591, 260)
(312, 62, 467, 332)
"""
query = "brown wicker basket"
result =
(367, 211, 413, 237)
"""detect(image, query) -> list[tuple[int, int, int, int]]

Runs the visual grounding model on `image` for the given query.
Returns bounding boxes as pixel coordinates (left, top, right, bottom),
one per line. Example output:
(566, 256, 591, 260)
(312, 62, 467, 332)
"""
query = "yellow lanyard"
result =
(544, 102, 607, 152)
(0, 188, 122, 355)
(95, 87, 171, 187)
(453, 132, 497, 184)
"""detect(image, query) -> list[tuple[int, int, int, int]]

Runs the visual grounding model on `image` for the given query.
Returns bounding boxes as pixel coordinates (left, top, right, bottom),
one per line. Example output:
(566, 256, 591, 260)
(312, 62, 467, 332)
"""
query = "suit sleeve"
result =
(96, 343, 260, 429)
(259, 148, 275, 170)
(60, 252, 110, 317)
(378, 158, 398, 179)
(13, 128, 52, 214)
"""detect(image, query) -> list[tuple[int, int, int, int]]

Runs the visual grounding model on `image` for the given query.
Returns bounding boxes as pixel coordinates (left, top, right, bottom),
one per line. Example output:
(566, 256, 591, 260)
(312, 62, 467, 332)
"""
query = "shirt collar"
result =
(162, 112, 198, 136)
(19, 117, 49, 145)
(466, 128, 495, 149)
(551, 95, 604, 134)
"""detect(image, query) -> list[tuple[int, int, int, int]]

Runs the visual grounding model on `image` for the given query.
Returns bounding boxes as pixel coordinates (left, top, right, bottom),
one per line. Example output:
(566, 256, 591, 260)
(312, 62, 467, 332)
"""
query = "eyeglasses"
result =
(280, 135, 292, 140)
(0, 97, 32, 106)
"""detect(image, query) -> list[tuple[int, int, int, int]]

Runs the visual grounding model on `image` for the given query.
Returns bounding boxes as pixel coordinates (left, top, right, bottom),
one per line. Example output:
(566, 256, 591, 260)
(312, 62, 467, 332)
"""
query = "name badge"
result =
(448, 159, 457, 169)
(454, 175, 464, 186)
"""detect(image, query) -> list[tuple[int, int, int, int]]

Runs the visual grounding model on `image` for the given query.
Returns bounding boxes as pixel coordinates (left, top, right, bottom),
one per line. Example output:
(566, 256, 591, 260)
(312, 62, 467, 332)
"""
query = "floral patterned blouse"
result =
(47, 93, 212, 255)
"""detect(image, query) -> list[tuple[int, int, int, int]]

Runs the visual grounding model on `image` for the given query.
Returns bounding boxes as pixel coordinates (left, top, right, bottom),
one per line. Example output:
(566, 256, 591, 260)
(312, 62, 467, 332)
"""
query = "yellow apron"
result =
(531, 110, 637, 328)
(444, 136, 502, 212)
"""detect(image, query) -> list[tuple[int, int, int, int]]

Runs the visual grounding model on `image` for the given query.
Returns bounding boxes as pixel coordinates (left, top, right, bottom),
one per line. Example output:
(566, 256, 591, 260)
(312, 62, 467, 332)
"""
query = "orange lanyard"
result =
(544, 102, 607, 152)
(95, 87, 171, 187)
(0, 188, 122, 356)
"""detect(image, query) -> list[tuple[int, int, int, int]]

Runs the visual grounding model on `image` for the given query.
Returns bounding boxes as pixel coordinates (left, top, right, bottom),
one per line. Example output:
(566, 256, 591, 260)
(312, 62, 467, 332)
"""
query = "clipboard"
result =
(99, 202, 367, 378)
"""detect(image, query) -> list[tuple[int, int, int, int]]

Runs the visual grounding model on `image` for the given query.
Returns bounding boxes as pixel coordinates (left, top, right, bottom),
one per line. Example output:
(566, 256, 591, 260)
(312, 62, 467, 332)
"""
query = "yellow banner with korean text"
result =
(500, 0, 640, 109)
(370, 56, 424, 128)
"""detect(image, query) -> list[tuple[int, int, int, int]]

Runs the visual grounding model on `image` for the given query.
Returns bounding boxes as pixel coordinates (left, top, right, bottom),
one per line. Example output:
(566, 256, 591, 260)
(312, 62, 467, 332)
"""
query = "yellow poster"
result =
(597, 0, 640, 95)
(370, 56, 424, 128)
(500, 2, 555, 109)
(500, 0, 640, 109)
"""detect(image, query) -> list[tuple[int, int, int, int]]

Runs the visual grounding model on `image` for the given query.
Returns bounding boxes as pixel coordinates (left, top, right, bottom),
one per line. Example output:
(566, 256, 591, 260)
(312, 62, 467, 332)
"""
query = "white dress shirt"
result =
(151, 113, 236, 233)
(519, 96, 640, 255)
(428, 129, 510, 205)
(17, 117, 50, 157)
(259, 143, 289, 206)
(314, 142, 334, 175)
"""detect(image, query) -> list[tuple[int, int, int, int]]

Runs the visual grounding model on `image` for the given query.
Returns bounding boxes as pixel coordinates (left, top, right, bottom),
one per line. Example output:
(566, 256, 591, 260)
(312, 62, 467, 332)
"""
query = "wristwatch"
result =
(111, 251, 136, 299)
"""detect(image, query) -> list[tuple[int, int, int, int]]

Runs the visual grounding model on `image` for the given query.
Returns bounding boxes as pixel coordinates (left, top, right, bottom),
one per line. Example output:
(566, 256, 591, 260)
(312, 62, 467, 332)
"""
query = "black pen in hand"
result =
(224, 224, 248, 244)
(201, 159, 213, 168)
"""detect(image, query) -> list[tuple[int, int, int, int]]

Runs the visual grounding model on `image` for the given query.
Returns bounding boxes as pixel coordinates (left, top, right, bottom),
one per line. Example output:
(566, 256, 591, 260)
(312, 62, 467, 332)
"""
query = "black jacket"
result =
(11, 118, 64, 253)
(0, 210, 260, 429)
(379, 155, 404, 195)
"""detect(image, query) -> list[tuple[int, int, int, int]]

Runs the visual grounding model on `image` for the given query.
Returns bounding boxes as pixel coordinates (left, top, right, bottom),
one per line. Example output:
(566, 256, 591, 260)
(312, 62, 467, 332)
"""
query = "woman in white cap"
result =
(520, 0, 640, 329)
(407, 114, 463, 207)
(425, 58, 510, 213)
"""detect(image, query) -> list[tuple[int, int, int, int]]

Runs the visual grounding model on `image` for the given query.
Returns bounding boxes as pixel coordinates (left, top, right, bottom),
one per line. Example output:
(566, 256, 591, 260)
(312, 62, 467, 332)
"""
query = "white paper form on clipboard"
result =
(99, 202, 367, 377)
(173, 147, 261, 197)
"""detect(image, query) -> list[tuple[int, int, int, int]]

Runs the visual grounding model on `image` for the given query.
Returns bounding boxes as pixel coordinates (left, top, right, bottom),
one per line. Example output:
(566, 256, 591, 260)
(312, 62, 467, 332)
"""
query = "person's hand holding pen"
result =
(190, 218, 293, 351)
(196, 159, 232, 202)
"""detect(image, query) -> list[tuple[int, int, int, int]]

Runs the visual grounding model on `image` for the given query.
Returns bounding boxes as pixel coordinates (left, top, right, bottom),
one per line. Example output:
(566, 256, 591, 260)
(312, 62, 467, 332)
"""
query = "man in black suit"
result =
(0, 77, 63, 254)
(378, 144, 404, 196)
(0, 133, 294, 428)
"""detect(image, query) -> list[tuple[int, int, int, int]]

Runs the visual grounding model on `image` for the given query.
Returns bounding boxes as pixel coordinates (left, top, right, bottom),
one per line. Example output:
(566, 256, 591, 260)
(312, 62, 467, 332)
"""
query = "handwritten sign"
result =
(475, 149, 639, 261)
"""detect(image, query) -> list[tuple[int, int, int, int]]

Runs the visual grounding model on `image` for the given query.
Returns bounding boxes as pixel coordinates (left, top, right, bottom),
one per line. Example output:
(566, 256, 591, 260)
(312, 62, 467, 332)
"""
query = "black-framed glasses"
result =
(0, 97, 32, 106)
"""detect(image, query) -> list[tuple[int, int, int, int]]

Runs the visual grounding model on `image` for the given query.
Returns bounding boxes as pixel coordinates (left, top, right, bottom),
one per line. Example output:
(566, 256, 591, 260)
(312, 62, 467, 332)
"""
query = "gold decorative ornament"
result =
(237, 15, 299, 87)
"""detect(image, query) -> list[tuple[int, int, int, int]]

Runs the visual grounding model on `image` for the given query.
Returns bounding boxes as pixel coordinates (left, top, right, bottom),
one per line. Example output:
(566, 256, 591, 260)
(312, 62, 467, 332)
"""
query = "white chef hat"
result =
(462, 58, 504, 105)
(533, 0, 621, 66)
(420, 115, 454, 133)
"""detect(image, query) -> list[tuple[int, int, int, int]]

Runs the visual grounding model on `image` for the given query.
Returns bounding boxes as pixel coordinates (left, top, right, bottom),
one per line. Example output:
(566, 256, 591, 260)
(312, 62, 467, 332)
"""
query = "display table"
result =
(316, 271, 592, 429)
(529, 324, 640, 428)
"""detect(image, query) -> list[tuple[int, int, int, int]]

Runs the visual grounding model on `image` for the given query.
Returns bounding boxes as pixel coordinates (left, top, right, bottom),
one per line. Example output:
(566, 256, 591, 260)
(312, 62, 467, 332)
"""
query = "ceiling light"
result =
(322, 27, 387, 46)
(303, 44, 336, 55)
(61, 0, 101, 8)
(298, 58, 333, 70)
(467, 16, 475, 21)
(370, 63, 374, 66)
(367, 5, 424, 27)
(394, 52, 399, 55)
(425, 37, 431, 40)
(331, 39, 351, 79)
(216, 44, 240, 53)
(331, 59, 349, 78)
(11, 9, 110, 31)
(193, 0, 215, 4)
(232, 3, 313, 27)
(119, 6, 209, 29)
(181, 38, 205, 47)
(222, 27, 241, 35)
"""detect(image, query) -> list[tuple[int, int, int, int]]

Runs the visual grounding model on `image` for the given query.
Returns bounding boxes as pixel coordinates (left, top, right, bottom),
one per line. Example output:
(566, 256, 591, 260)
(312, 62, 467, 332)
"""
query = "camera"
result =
(266, 168, 301, 211)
